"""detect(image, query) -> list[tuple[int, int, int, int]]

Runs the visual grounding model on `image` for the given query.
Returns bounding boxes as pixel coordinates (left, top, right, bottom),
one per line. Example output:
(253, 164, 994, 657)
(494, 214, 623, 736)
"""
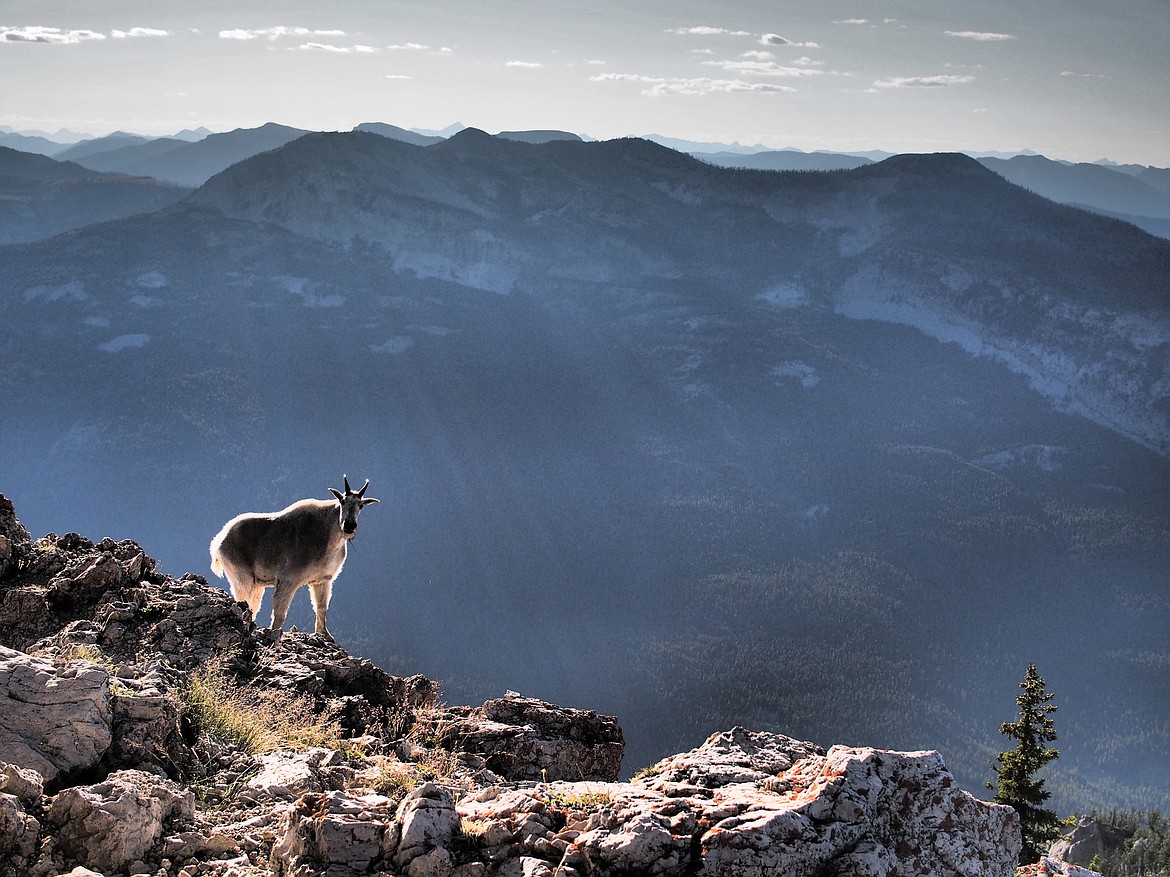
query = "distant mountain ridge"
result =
(0, 145, 190, 244)
(187, 129, 1170, 454)
(6, 120, 1169, 238)
(978, 154, 1170, 239)
(62, 123, 308, 187)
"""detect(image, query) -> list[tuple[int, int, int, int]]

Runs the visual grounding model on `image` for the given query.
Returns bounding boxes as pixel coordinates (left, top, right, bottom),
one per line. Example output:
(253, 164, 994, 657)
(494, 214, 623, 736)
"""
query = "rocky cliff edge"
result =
(0, 494, 1023, 877)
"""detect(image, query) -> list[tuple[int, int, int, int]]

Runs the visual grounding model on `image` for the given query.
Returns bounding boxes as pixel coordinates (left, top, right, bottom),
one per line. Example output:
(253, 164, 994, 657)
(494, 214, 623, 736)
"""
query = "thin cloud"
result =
(591, 72, 794, 96)
(668, 26, 752, 36)
(297, 42, 350, 52)
(945, 30, 1015, 42)
(1, 26, 106, 44)
(111, 28, 170, 39)
(505, 60, 542, 68)
(1061, 70, 1108, 79)
(704, 58, 824, 77)
(874, 74, 975, 88)
(388, 42, 429, 50)
(219, 27, 346, 41)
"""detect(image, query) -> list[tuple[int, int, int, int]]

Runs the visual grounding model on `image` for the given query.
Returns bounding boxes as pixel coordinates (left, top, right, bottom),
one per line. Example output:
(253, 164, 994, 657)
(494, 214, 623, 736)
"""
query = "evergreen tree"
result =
(989, 663, 1060, 864)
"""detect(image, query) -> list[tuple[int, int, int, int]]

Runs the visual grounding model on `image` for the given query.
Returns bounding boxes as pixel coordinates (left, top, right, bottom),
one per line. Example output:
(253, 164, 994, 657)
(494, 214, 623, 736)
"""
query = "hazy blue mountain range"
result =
(53, 131, 157, 162)
(7, 119, 1170, 239)
(61, 122, 308, 187)
(0, 130, 74, 157)
(0, 145, 190, 244)
(353, 122, 444, 147)
(978, 154, 1170, 240)
(1, 130, 1168, 812)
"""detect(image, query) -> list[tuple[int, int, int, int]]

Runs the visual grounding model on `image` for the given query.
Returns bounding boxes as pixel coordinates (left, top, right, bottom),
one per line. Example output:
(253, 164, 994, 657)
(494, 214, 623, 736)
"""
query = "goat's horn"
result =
(358, 479, 370, 497)
(343, 474, 352, 494)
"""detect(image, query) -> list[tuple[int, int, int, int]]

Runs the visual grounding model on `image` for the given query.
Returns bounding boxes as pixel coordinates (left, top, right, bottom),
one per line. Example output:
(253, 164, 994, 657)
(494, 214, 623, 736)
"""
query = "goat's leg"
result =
(270, 581, 298, 632)
(309, 580, 333, 638)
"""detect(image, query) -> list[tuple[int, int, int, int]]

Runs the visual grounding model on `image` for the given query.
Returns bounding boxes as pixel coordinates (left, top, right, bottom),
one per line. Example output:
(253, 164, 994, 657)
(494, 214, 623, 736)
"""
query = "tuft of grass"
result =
(542, 786, 615, 812)
(180, 667, 341, 755)
(632, 764, 663, 781)
(460, 817, 489, 840)
(369, 760, 420, 803)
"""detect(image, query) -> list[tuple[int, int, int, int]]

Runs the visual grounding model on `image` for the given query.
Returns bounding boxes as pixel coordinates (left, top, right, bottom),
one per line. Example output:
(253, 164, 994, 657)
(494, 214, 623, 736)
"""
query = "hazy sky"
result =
(3, 0, 1168, 165)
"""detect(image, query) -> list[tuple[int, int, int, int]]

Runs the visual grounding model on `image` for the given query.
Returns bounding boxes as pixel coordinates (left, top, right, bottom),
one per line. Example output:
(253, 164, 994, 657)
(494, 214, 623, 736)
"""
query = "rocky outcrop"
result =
(1047, 816, 1129, 869)
(0, 494, 1023, 876)
(426, 693, 625, 783)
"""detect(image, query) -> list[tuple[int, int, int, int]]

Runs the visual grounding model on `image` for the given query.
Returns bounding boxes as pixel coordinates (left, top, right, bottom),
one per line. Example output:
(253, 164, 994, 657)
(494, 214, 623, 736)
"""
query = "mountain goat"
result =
(209, 476, 380, 638)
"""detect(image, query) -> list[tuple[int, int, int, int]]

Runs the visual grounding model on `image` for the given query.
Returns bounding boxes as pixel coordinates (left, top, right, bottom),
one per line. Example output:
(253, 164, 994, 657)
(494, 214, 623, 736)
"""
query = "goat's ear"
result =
(329, 487, 345, 502)
(361, 497, 380, 506)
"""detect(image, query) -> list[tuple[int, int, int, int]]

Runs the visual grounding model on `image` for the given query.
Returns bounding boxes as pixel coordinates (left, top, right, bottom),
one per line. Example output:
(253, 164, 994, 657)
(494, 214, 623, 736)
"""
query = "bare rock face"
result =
(46, 769, 194, 873)
(269, 729, 1022, 877)
(433, 691, 625, 782)
(0, 646, 112, 785)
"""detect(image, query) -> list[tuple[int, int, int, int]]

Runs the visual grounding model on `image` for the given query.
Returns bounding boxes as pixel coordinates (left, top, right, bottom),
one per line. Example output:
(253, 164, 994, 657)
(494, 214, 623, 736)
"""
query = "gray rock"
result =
(643, 725, 824, 788)
(436, 691, 624, 782)
(1049, 816, 1129, 869)
(0, 761, 44, 803)
(0, 646, 111, 784)
(107, 691, 189, 777)
(46, 769, 194, 873)
(0, 790, 40, 865)
(395, 782, 459, 868)
(272, 790, 401, 876)
(245, 747, 353, 803)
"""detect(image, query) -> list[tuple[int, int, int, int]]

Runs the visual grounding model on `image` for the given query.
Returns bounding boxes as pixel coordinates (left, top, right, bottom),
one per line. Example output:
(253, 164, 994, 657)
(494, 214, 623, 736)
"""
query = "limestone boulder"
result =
(694, 743, 1023, 877)
(0, 761, 44, 803)
(647, 725, 825, 787)
(45, 769, 194, 873)
(0, 646, 111, 785)
(395, 782, 460, 869)
(272, 789, 401, 877)
(245, 746, 355, 803)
